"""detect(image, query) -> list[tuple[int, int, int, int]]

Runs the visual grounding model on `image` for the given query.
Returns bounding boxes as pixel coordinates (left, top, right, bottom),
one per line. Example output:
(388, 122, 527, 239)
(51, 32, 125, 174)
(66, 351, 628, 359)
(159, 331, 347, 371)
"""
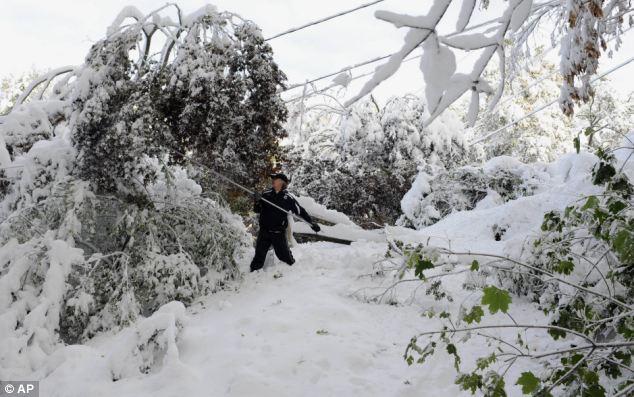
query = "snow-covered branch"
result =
(346, 0, 632, 125)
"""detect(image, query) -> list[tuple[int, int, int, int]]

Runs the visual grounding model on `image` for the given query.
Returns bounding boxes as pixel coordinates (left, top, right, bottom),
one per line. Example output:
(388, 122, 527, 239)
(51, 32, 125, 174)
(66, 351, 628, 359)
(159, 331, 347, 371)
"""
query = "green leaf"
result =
(617, 316, 634, 338)
(553, 260, 574, 275)
(548, 327, 567, 340)
(406, 251, 419, 268)
(516, 371, 540, 394)
(446, 343, 461, 371)
(584, 383, 605, 397)
(456, 373, 483, 393)
(476, 353, 497, 370)
(581, 196, 599, 211)
(608, 200, 627, 214)
(470, 260, 479, 271)
(592, 208, 609, 224)
(481, 286, 512, 314)
(463, 305, 484, 324)
(408, 251, 434, 279)
(487, 373, 507, 397)
(573, 136, 580, 153)
(613, 228, 634, 264)
(593, 162, 616, 185)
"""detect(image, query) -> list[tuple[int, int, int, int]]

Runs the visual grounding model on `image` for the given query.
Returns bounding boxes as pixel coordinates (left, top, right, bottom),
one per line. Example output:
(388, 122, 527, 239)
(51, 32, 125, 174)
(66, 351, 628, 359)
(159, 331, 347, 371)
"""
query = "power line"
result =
(491, 24, 634, 111)
(265, 0, 386, 41)
(282, 53, 393, 93)
(469, 54, 634, 146)
(284, 49, 475, 104)
(281, 16, 502, 93)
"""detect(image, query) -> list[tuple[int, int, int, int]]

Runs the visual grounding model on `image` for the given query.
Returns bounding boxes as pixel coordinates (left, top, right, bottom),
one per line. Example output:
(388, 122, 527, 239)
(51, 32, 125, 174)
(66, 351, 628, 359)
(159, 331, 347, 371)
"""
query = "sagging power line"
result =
(469, 54, 634, 146)
(265, 0, 386, 41)
(280, 16, 502, 94)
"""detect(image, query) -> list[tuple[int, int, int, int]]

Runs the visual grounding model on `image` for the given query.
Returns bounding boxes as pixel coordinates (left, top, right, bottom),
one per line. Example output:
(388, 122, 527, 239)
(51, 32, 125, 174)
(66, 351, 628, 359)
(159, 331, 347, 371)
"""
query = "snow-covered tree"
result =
(69, 5, 287, 196)
(472, 52, 576, 162)
(0, 4, 289, 377)
(573, 80, 634, 151)
(0, 70, 41, 116)
(346, 0, 632, 123)
(287, 94, 478, 225)
(470, 49, 633, 163)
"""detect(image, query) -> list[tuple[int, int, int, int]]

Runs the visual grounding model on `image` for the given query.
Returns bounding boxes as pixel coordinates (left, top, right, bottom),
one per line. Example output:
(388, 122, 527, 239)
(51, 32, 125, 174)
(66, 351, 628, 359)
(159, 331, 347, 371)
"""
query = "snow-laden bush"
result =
(397, 134, 634, 396)
(399, 156, 546, 229)
(288, 95, 478, 225)
(501, 137, 634, 321)
(0, 5, 273, 378)
(109, 301, 188, 380)
(0, 151, 248, 377)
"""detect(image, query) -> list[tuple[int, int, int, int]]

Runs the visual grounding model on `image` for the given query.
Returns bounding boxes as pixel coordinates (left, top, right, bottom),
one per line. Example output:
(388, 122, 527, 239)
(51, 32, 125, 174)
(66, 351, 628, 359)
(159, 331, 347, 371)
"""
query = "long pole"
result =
(172, 150, 315, 226)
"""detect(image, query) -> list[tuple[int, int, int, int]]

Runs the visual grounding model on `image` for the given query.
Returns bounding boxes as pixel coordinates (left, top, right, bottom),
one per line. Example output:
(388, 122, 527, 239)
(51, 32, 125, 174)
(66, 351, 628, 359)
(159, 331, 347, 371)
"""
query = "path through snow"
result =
(37, 150, 618, 396)
(41, 241, 469, 397)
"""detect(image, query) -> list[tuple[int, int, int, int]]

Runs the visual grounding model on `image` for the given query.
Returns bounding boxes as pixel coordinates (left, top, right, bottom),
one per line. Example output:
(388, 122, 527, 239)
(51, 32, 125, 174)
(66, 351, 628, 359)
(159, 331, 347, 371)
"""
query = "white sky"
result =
(1, 0, 633, 104)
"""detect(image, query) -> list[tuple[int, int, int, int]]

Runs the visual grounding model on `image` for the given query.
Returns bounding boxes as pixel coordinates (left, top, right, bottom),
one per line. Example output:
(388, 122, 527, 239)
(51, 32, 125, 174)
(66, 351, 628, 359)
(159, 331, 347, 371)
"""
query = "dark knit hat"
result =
(270, 173, 289, 183)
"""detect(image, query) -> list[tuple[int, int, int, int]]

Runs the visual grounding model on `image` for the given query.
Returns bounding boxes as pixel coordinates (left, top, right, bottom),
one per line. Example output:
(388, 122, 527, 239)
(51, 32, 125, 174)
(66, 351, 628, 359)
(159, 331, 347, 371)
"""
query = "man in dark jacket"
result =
(250, 173, 320, 272)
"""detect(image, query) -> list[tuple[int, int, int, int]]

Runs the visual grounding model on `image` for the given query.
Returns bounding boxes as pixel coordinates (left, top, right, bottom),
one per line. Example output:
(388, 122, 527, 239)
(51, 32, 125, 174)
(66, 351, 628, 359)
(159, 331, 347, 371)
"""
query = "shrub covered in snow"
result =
(108, 301, 188, 380)
(288, 95, 478, 225)
(396, 133, 634, 396)
(399, 156, 546, 229)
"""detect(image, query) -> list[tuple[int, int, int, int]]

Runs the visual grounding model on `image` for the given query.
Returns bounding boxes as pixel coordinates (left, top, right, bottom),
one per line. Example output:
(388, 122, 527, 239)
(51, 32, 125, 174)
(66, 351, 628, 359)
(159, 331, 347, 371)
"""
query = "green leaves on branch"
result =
(592, 161, 616, 185)
(406, 250, 435, 279)
(481, 285, 512, 314)
(516, 371, 540, 394)
(463, 305, 484, 324)
(553, 259, 574, 275)
(612, 228, 634, 264)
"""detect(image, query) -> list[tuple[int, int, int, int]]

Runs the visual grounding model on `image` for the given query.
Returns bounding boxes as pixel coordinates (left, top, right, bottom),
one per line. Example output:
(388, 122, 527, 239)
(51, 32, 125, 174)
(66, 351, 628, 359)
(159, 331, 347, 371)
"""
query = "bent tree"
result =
(0, 4, 286, 378)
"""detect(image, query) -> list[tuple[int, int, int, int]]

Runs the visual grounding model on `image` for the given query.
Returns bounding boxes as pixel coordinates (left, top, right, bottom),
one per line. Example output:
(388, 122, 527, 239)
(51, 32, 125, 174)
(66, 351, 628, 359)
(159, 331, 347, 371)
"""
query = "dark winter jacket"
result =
(254, 188, 313, 232)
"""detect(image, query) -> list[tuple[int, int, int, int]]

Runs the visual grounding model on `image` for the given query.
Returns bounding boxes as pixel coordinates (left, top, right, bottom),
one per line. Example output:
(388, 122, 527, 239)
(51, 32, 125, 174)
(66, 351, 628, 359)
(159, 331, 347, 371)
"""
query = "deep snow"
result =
(14, 147, 633, 397)
(38, 242, 431, 397)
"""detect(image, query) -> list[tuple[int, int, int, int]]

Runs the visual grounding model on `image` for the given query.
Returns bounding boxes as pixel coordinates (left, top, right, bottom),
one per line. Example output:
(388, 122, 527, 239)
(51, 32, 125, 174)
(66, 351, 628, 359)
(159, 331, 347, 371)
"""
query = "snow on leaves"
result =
(346, 0, 532, 127)
(348, 0, 630, 124)
(0, 4, 267, 377)
(558, 0, 632, 116)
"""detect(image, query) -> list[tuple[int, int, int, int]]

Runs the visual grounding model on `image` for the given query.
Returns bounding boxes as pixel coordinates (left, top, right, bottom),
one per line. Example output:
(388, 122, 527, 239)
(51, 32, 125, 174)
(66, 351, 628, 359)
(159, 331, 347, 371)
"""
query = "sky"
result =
(1, 0, 633, 105)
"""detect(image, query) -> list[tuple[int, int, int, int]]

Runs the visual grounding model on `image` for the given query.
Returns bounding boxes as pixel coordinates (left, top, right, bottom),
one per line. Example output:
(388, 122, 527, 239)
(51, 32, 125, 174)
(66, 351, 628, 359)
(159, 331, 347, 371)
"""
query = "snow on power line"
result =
(469, 54, 634, 146)
(281, 17, 501, 94)
(342, 0, 632, 126)
(265, 0, 386, 41)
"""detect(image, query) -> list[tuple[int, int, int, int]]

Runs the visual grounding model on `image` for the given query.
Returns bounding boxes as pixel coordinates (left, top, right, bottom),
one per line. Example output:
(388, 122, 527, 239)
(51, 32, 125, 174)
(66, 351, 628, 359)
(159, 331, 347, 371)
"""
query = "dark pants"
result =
(250, 230, 295, 271)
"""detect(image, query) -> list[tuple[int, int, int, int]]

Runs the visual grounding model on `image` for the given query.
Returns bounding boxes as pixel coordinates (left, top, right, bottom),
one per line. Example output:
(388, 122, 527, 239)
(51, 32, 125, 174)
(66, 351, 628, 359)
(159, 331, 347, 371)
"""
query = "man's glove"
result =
(310, 223, 321, 232)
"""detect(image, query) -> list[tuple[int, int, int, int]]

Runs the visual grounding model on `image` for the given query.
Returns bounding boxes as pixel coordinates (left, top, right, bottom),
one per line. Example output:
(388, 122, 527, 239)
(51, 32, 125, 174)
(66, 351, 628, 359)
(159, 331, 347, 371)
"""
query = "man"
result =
(250, 173, 320, 272)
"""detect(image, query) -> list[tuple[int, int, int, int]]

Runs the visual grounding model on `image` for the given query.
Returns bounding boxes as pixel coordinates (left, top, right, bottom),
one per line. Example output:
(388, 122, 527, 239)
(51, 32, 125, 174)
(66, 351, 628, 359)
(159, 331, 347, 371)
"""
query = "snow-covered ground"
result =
(18, 149, 632, 397)
(39, 242, 428, 397)
(36, 239, 552, 397)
